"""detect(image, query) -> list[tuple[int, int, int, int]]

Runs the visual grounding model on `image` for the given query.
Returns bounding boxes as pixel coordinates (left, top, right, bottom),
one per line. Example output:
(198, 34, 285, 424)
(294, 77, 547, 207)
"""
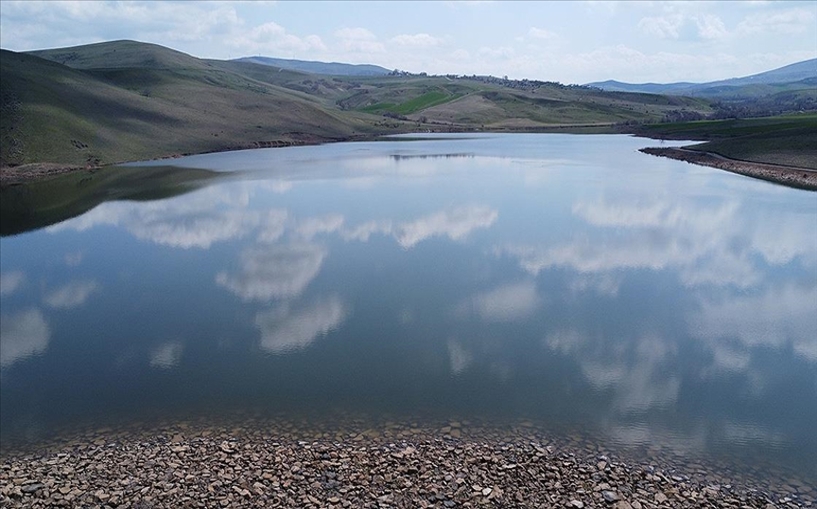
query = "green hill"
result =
(2, 40, 715, 170)
(1, 42, 378, 167)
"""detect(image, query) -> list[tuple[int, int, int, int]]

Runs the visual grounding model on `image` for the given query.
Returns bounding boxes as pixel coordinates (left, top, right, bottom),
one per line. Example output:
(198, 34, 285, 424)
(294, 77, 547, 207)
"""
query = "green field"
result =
(634, 114, 817, 169)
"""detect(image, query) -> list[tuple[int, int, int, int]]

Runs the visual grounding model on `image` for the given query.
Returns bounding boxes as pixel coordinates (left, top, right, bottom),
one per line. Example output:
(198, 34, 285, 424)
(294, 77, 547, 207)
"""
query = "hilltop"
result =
(1, 40, 715, 172)
(232, 56, 390, 76)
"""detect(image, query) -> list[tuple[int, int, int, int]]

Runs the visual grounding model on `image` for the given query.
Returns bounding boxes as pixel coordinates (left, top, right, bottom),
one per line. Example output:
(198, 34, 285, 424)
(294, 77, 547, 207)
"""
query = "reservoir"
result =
(1, 134, 815, 482)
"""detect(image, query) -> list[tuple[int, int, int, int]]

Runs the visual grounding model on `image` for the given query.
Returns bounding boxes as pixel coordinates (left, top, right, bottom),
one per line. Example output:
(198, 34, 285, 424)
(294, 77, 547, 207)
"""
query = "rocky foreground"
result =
(0, 418, 813, 509)
(639, 147, 817, 191)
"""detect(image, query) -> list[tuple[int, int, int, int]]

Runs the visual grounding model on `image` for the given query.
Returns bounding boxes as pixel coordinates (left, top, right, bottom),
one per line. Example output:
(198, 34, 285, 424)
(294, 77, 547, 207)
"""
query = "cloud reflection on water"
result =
(0, 308, 50, 369)
(216, 243, 327, 302)
(255, 296, 347, 355)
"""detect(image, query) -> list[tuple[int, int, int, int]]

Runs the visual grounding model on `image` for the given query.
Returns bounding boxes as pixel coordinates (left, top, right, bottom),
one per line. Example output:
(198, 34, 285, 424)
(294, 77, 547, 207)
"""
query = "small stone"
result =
(603, 491, 620, 503)
(655, 493, 668, 504)
(482, 487, 492, 497)
(21, 483, 44, 494)
(568, 500, 585, 509)
(615, 502, 633, 509)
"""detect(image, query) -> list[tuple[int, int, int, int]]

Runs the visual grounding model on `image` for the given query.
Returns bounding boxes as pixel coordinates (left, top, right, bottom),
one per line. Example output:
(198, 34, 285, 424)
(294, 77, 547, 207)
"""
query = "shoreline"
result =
(1, 417, 813, 508)
(639, 147, 817, 191)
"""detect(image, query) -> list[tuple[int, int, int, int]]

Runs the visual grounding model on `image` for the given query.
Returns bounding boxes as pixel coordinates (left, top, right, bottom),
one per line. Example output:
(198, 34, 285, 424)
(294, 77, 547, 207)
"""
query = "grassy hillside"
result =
(1, 44, 379, 167)
(635, 114, 817, 169)
(3, 40, 717, 169)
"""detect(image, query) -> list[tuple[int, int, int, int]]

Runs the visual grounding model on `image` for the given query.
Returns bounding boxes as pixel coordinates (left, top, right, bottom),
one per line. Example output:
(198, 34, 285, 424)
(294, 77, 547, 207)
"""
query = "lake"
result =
(1, 133, 815, 482)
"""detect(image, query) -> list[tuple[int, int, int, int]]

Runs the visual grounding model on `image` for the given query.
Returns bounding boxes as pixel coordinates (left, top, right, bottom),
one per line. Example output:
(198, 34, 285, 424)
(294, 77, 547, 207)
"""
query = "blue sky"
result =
(1, 1, 815, 84)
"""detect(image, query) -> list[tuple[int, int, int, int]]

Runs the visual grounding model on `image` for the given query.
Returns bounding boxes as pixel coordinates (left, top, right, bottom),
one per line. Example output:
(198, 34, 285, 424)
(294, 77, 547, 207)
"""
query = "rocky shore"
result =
(639, 147, 817, 191)
(1, 418, 813, 509)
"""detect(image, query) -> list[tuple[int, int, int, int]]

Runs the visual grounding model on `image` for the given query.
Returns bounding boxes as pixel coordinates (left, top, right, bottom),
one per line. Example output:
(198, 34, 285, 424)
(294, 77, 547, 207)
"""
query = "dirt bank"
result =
(640, 147, 817, 191)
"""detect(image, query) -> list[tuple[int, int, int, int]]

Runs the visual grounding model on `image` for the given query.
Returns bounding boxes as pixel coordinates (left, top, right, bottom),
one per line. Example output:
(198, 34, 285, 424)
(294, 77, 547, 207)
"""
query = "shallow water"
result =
(1, 134, 815, 480)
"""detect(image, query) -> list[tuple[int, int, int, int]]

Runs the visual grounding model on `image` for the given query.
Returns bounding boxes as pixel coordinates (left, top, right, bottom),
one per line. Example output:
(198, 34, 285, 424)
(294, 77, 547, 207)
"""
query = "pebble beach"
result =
(1, 417, 813, 509)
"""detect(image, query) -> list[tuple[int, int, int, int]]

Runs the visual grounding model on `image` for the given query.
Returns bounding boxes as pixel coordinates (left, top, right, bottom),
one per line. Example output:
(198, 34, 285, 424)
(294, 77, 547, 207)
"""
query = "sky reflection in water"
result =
(1, 134, 815, 479)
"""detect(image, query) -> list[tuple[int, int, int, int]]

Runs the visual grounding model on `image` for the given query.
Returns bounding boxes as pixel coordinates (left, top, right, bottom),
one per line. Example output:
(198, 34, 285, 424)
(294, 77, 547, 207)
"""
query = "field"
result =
(634, 114, 817, 169)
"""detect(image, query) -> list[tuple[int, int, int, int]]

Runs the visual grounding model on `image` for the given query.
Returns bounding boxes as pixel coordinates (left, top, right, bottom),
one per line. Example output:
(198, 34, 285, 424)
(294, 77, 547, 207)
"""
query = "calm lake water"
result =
(1, 134, 815, 479)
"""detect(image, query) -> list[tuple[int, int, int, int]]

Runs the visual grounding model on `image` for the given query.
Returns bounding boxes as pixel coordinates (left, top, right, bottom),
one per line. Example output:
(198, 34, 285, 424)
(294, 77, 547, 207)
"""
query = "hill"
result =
(2, 40, 714, 170)
(233, 56, 390, 76)
(587, 58, 817, 98)
(1, 41, 380, 167)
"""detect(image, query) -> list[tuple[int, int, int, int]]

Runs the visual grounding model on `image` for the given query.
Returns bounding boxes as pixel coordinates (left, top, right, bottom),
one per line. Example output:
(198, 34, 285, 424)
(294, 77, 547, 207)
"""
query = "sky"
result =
(1, 1, 815, 84)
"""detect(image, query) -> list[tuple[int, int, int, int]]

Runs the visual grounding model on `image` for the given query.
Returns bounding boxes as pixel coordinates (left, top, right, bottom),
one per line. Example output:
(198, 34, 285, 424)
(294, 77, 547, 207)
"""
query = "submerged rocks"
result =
(0, 417, 810, 508)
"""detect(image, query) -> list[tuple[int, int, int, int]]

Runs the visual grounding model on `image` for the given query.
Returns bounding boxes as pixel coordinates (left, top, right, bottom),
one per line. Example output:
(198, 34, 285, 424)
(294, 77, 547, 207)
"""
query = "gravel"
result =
(1, 417, 813, 508)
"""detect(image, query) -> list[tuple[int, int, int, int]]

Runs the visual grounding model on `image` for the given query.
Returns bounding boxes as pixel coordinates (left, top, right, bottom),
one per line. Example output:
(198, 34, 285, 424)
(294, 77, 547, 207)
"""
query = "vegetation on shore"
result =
(633, 114, 817, 170)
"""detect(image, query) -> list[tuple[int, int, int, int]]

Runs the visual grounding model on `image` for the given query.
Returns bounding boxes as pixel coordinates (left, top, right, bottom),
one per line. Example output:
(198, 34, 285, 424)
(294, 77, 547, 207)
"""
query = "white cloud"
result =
(229, 21, 326, 55)
(0, 271, 25, 297)
(334, 27, 385, 53)
(150, 340, 183, 369)
(390, 33, 444, 48)
(447, 339, 473, 375)
(48, 186, 259, 249)
(638, 14, 685, 39)
(216, 242, 326, 301)
(43, 280, 100, 309)
(546, 330, 680, 412)
(341, 220, 394, 242)
(296, 214, 345, 240)
(689, 284, 817, 364)
(395, 205, 498, 248)
(498, 194, 816, 291)
(528, 27, 557, 40)
(64, 251, 85, 267)
(255, 296, 347, 354)
(257, 209, 289, 244)
(696, 14, 729, 40)
(0, 308, 50, 368)
(737, 7, 816, 35)
(467, 281, 541, 322)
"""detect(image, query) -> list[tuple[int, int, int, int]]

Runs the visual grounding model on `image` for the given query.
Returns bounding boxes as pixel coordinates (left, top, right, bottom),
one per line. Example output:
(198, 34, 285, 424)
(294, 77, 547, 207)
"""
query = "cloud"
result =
(466, 281, 541, 322)
(689, 283, 817, 365)
(390, 33, 444, 48)
(228, 21, 326, 55)
(216, 242, 327, 301)
(0, 308, 50, 368)
(150, 340, 183, 369)
(395, 205, 498, 248)
(129, 210, 260, 249)
(737, 7, 816, 35)
(497, 194, 815, 291)
(257, 209, 289, 244)
(447, 339, 473, 375)
(545, 330, 680, 412)
(64, 251, 85, 267)
(527, 27, 557, 40)
(295, 214, 345, 240)
(48, 187, 260, 249)
(638, 13, 729, 41)
(334, 27, 385, 53)
(43, 280, 100, 309)
(255, 296, 347, 354)
(341, 220, 394, 242)
(0, 271, 25, 297)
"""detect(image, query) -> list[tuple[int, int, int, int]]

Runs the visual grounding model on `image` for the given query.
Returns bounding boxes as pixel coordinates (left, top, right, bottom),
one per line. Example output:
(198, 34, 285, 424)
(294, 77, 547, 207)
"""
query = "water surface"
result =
(1, 134, 815, 480)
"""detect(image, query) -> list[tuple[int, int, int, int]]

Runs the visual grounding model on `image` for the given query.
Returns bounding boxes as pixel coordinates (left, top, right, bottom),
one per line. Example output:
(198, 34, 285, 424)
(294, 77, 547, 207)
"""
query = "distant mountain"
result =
(233, 56, 390, 76)
(587, 58, 817, 97)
